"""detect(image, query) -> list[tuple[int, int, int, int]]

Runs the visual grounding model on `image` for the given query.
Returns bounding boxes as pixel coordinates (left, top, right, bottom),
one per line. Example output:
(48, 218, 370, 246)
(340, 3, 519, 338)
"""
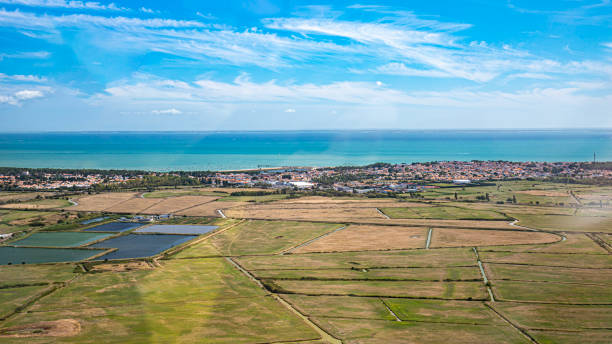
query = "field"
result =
(0, 181, 611, 343)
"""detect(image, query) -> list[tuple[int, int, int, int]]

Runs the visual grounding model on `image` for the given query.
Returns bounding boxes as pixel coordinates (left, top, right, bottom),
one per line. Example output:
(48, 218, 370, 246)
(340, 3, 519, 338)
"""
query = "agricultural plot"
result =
(0, 247, 105, 265)
(491, 280, 611, 303)
(481, 233, 609, 254)
(380, 205, 508, 220)
(269, 279, 487, 299)
(176, 220, 342, 257)
(511, 213, 612, 233)
(102, 197, 164, 213)
(174, 200, 243, 216)
(491, 302, 611, 330)
(236, 248, 477, 270)
(0, 198, 71, 210)
(0, 258, 319, 343)
(82, 222, 146, 232)
(485, 264, 612, 285)
(292, 225, 427, 253)
(90, 234, 196, 260)
(67, 192, 139, 212)
(135, 224, 218, 235)
(479, 251, 612, 268)
(0, 210, 73, 235)
(11, 232, 113, 247)
(139, 196, 220, 214)
(429, 228, 560, 248)
(251, 266, 481, 281)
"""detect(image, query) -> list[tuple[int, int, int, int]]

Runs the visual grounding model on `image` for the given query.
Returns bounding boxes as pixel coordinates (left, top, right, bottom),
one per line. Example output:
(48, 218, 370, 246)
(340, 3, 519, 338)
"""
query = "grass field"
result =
(0, 258, 319, 343)
(511, 213, 612, 233)
(0, 198, 72, 210)
(175, 220, 343, 256)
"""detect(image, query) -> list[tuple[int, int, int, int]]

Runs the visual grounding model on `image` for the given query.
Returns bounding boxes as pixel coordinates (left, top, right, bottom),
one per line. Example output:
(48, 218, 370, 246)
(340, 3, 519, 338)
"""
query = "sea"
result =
(0, 130, 610, 171)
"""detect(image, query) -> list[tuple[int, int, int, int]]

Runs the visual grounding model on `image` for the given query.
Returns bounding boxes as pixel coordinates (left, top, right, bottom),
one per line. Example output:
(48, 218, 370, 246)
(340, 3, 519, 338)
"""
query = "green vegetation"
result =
(0, 285, 51, 319)
(176, 220, 342, 256)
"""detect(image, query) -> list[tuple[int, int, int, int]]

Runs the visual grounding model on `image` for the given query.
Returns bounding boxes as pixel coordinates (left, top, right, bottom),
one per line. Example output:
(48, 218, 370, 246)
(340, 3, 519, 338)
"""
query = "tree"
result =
(454, 192, 458, 200)
(512, 195, 517, 204)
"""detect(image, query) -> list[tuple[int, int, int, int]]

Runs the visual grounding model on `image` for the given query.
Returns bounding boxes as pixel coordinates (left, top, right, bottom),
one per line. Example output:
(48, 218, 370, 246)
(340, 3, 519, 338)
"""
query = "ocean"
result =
(0, 130, 610, 171)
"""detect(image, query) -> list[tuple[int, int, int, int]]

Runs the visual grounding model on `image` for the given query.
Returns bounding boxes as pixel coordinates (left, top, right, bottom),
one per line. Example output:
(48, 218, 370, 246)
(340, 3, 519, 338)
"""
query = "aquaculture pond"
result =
(0, 246, 106, 265)
(83, 222, 147, 232)
(90, 234, 195, 260)
(81, 216, 109, 225)
(11, 232, 113, 247)
(135, 225, 218, 235)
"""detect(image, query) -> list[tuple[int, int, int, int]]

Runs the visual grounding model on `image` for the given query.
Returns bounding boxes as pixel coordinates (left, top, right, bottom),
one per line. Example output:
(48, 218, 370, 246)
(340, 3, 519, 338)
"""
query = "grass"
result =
(530, 329, 611, 344)
(176, 220, 343, 256)
(491, 302, 612, 330)
(511, 213, 612, 233)
(236, 248, 477, 270)
(0, 264, 77, 287)
(491, 280, 612, 303)
(143, 189, 229, 198)
(0, 285, 51, 319)
(385, 299, 505, 325)
(282, 295, 397, 320)
(485, 264, 612, 285)
(380, 205, 508, 220)
(218, 194, 293, 203)
(0, 198, 72, 210)
(268, 279, 488, 299)
(479, 251, 612, 268)
(480, 233, 609, 254)
(0, 258, 319, 343)
(311, 317, 530, 344)
(251, 266, 481, 281)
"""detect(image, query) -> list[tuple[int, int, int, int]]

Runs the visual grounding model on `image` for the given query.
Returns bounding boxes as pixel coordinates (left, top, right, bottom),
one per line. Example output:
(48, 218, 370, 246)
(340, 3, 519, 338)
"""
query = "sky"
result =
(0, 0, 611, 131)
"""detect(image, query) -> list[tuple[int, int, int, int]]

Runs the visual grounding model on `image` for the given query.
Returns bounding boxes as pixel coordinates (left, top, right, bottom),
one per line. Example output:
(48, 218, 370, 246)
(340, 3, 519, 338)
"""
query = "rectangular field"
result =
(491, 280, 611, 303)
(236, 248, 477, 270)
(269, 279, 488, 299)
(479, 251, 612, 268)
(67, 192, 139, 212)
(485, 263, 612, 285)
(252, 266, 481, 281)
(430, 228, 560, 248)
(292, 225, 427, 253)
(380, 205, 508, 220)
(480, 233, 609, 254)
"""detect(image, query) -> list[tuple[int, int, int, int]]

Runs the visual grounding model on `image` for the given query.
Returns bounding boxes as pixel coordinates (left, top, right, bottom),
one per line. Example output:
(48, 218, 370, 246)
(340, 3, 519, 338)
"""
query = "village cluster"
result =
(1, 161, 609, 191)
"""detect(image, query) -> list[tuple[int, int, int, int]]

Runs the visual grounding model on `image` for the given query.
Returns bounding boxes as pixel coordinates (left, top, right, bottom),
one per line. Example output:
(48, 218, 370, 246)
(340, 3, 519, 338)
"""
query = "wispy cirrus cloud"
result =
(0, 0, 127, 11)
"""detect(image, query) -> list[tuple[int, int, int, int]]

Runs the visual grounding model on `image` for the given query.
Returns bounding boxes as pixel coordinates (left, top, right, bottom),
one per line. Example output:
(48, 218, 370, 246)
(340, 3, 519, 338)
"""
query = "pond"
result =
(134, 225, 218, 235)
(83, 222, 147, 232)
(90, 234, 195, 260)
(11, 232, 113, 247)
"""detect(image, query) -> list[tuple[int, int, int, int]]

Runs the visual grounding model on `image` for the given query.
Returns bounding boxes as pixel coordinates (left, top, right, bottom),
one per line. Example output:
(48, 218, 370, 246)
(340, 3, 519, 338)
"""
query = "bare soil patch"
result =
(140, 196, 219, 214)
(68, 193, 138, 212)
(0, 319, 80, 338)
(516, 190, 568, 197)
(293, 225, 427, 253)
(175, 201, 242, 217)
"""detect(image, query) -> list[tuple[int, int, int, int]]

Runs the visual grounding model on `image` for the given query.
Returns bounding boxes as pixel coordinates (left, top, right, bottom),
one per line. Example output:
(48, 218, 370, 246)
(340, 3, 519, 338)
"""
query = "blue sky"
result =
(0, 0, 611, 131)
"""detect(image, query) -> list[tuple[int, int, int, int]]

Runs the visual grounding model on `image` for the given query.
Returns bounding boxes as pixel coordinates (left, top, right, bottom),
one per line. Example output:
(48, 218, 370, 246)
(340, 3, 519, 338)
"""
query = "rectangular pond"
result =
(0, 246, 106, 265)
(81, 216, 109, 225)
(90, 234, 195, 260)
(134, 225, 218, 235)
(12, 232, 113, 247)
(83, 222, 147, 233)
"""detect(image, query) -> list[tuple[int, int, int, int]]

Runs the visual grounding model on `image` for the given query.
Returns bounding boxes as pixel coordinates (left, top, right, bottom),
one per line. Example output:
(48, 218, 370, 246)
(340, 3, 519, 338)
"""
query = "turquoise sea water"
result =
(0, 130, 610, 171)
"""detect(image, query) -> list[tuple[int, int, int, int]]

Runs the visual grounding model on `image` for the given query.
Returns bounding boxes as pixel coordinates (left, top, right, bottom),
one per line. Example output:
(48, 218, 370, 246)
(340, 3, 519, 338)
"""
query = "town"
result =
(1, 160, 610, 192)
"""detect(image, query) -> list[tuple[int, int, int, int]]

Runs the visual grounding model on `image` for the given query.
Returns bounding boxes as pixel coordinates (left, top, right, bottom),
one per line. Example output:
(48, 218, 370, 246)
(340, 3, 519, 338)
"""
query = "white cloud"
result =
(151, 108, 181, 115)
(0, 50, 50, 59)
(0, 0, 128, 11)
(284, 108, 296, 112)
(0, 87, 48, 105)
(0, 73, 47, 82)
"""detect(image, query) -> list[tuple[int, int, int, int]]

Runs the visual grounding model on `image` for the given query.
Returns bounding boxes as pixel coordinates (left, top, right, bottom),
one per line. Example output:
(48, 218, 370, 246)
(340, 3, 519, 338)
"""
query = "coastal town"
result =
(1, 160, 610, 192)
